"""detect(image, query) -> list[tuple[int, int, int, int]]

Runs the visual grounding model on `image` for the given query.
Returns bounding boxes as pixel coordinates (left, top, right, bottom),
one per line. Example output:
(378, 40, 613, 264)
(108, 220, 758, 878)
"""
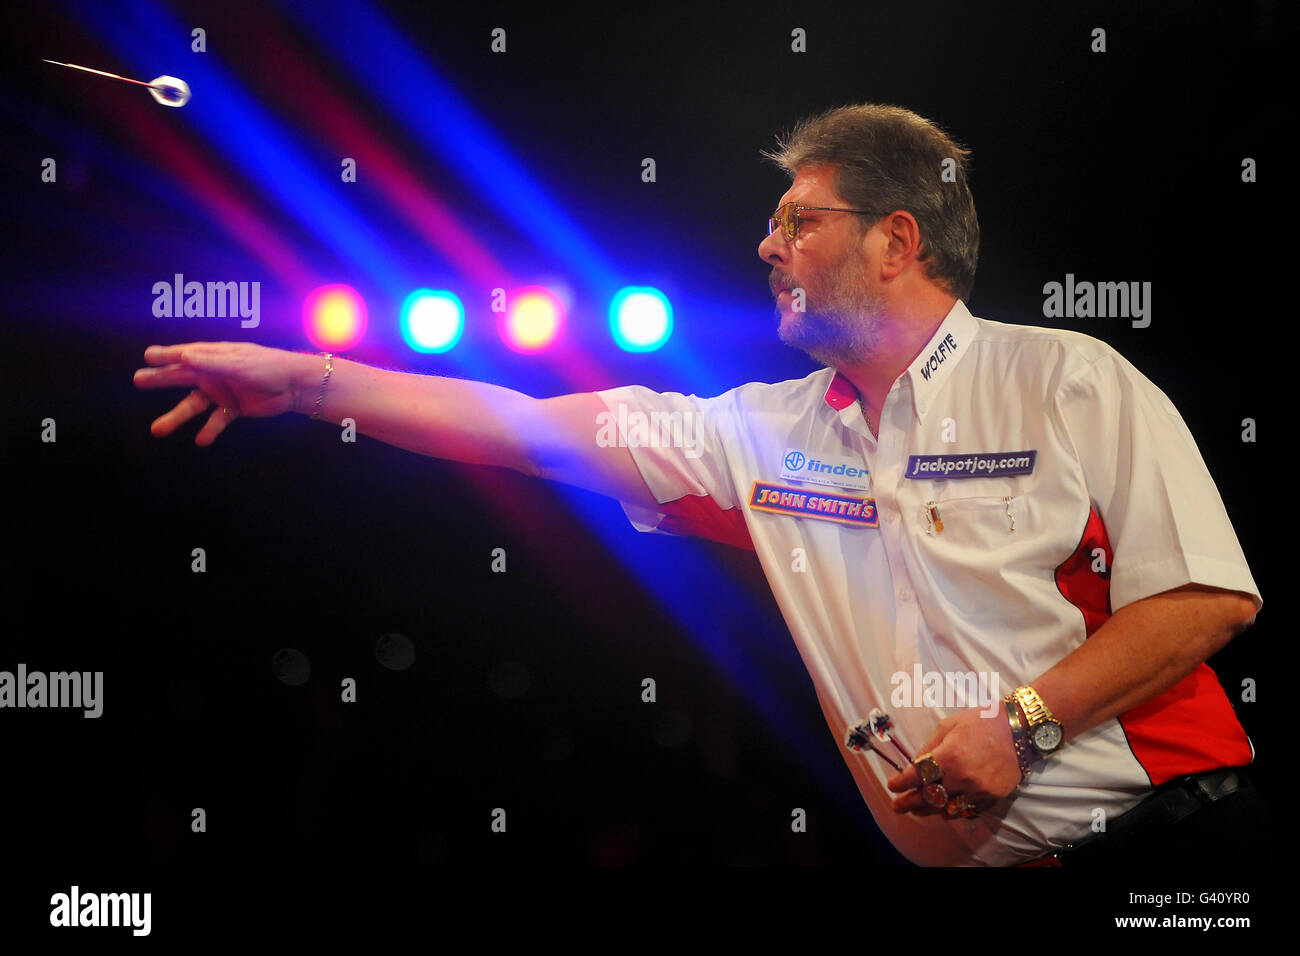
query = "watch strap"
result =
(1013, 685, 1063, 755)
(1005, 697, 1034, 780)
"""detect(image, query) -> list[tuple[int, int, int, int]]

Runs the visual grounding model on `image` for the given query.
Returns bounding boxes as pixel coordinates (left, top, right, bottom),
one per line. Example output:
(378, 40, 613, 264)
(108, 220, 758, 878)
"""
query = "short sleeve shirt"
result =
(595, 298, 1261, 866)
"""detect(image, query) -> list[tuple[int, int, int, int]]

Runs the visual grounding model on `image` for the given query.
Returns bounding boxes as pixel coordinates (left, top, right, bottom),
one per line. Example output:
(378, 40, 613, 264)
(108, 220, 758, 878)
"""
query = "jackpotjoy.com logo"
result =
(596, 403, 704, 459)
(890, 664, 1001, 717)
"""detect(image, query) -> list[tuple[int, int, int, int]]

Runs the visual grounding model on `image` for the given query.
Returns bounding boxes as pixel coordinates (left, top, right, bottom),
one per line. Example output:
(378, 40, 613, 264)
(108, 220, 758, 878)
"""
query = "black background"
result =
(0, 0, 1286, 939)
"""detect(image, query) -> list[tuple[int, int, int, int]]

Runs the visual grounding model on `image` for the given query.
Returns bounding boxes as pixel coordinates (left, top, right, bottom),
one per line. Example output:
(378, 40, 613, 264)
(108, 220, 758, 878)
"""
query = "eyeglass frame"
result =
(767, 202, 881, 242)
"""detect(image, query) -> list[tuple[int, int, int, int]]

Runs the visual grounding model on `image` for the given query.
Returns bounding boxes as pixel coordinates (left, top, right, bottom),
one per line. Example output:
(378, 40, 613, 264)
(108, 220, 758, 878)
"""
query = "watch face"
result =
(1032, 722, 1063, 752)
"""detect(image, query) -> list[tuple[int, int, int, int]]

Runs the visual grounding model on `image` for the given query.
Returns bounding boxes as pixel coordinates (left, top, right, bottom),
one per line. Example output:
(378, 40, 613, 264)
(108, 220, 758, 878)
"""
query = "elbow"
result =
(1215, 595, 1258, 652)
(1228, 591, 1258, 633)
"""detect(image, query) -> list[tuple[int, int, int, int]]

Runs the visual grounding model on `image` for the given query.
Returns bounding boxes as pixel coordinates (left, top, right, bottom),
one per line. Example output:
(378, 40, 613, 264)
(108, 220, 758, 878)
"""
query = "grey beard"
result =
(778, 304, 884, 368)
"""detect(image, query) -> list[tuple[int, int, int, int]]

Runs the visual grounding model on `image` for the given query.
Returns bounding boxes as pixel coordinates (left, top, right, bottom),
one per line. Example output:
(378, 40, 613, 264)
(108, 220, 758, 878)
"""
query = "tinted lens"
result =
(769, 203, 795, 240)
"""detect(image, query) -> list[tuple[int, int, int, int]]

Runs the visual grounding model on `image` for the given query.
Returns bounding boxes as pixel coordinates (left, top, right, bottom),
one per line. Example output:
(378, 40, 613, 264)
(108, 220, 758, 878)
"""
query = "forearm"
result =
(1030, 585, 1257, 741)
(289, 351, 540, 474)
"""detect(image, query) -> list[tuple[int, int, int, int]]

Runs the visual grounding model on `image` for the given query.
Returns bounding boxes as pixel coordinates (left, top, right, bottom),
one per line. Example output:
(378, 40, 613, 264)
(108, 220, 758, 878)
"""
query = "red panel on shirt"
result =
(1055, 507, 1114, 635)
(1054, 507, 1251, 786)
(655, 495, 754, 551)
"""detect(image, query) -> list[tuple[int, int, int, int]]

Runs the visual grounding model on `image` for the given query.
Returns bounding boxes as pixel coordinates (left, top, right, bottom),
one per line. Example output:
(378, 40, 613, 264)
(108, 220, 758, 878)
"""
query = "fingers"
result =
(140, 344, 242, 444)
(133, 363, 199, 389)
(892, 791, 988, 817)
(891, 789, 939, 815)
(195, 404, 237, 447)
(143, 342, 235, 373)
(149, 389, 239, 445)
(149, 389, 212, 438)
(886, 765, 920, 793)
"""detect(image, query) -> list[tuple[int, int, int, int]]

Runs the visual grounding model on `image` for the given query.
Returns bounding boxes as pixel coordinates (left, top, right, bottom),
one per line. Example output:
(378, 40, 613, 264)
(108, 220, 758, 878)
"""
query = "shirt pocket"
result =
(922, 492, 1022, 540)
(911, 491, 1038, 624)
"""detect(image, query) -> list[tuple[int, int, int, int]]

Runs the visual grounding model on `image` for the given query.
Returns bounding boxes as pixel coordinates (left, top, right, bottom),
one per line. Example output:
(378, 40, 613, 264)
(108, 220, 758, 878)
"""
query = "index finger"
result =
(886, 764, 920, 793)
(143, 342, 232, 371)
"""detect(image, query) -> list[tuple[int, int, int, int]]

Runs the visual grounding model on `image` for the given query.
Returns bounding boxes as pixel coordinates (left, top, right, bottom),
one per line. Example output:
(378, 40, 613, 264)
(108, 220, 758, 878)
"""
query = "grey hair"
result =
(762, 103, 979, 302)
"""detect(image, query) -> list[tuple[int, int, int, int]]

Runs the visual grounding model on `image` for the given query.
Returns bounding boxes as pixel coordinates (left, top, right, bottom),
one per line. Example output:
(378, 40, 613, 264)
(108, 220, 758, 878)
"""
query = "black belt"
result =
(1054, 767, 1246, 864)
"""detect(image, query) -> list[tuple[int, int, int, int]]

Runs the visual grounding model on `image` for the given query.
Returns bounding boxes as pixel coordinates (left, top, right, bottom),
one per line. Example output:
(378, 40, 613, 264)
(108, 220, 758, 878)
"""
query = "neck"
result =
(839, 291, 958, 420)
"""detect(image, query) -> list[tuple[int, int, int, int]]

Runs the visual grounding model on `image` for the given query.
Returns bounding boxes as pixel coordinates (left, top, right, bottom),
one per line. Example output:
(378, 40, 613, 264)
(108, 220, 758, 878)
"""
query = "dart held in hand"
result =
(845, 708, 915, 773)
(42, 59, 191, 107)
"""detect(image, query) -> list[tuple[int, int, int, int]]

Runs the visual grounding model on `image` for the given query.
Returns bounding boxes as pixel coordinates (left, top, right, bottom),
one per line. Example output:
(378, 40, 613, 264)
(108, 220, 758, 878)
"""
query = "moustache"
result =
(769, 272, 798, 296)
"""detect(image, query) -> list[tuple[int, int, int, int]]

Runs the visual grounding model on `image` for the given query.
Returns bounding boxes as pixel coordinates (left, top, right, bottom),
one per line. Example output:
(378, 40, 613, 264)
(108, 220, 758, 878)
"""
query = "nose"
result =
(758, 227, 788, 267)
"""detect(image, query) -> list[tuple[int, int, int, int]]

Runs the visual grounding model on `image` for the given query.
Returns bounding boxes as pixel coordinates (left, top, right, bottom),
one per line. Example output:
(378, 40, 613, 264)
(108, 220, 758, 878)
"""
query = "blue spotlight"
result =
(610, 287, 672, 352)
(401, 289, 464, 353)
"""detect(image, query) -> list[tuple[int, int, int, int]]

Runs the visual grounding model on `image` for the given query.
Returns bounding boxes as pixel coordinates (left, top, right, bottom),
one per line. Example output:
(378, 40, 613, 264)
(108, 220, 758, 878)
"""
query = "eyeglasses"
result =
(767, 202, 878, 241)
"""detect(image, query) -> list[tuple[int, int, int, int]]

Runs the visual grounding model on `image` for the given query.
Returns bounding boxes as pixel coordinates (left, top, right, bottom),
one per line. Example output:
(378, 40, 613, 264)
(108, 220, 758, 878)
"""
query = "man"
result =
(136, 104, 1264, 867)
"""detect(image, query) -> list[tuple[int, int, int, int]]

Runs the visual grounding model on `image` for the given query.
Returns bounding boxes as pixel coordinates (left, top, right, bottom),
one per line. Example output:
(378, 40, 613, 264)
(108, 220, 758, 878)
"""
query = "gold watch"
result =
(1011, 685, 1064, 757)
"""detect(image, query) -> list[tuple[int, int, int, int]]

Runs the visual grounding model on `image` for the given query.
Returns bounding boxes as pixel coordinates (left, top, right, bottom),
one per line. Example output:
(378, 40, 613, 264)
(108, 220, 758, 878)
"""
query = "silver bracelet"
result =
(310, 352, 334, 420)
(1005, 697, 1034, 782)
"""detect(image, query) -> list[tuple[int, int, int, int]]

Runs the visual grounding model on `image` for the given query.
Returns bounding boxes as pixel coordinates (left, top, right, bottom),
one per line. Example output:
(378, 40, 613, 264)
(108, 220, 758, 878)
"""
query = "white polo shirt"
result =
(595, 298, 1262, 866)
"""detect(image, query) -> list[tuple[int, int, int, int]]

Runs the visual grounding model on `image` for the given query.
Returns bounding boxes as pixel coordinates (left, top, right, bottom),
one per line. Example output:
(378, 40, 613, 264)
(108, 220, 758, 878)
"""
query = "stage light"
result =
(303, 284, 367, 351)
(401, 289, 464, 353)
(500, 286, 564, 353)
(610, 287, 672, 352)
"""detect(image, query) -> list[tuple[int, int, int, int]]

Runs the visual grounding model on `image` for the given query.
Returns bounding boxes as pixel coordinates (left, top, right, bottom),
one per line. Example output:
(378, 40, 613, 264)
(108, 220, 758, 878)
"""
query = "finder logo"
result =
(779, 448, 870, 492)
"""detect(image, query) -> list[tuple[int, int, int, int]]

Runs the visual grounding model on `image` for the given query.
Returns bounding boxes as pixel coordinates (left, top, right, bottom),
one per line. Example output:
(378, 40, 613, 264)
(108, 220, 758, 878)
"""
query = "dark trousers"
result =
(1055, 767, 1277, 868)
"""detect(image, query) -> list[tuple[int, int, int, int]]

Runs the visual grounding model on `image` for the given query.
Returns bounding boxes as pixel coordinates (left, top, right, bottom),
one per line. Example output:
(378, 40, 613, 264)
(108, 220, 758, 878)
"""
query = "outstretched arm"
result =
(135, 341, 660, 509)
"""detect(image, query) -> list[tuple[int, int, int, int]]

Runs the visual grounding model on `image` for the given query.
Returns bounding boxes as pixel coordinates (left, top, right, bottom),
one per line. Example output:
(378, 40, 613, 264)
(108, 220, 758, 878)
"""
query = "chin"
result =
(776, 312, 800, 344)
(777, 318, 816, 355)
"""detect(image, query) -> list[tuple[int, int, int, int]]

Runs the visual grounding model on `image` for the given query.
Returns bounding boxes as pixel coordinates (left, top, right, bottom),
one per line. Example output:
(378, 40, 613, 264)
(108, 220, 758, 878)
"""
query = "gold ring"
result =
(922, 782, 949, 808)
(914, 753, 943, 785)
(221, 407, 235, 419)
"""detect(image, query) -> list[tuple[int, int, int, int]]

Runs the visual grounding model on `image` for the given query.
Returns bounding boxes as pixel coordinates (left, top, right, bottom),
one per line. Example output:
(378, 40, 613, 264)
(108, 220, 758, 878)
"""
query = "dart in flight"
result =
(43, 59, 191, 107)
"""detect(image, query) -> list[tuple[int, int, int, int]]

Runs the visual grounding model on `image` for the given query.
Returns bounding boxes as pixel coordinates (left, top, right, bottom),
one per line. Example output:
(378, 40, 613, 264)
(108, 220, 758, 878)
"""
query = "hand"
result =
(133, 341, 303, 446)
(885, 706, 1023, 817)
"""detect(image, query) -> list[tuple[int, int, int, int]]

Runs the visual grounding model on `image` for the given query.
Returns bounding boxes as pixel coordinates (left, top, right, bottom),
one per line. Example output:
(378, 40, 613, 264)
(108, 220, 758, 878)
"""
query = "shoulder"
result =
(723, 366, 835, 407)
(969, 316, 1183, 429)
(965, 313, 1141, 396)
(971, 314, 1117, 367)
(596, 367, 831, 421)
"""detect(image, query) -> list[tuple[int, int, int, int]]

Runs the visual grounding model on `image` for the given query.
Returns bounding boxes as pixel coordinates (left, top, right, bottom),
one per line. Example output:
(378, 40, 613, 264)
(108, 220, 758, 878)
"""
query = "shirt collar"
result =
(821, 299, 980, 424)
(822, 366, 860, 411)
(904, 298, 979, 422)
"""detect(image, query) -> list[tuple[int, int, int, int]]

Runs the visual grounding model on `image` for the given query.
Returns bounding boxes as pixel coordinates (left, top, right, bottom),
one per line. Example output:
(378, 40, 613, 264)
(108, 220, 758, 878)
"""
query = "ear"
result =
(877, 210, 923, 280)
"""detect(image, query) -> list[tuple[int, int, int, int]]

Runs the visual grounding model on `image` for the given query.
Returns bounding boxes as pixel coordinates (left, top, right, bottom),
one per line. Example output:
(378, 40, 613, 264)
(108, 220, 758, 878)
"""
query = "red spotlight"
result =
(303, 284, 367, 351)
(500, 286, 565, 353)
